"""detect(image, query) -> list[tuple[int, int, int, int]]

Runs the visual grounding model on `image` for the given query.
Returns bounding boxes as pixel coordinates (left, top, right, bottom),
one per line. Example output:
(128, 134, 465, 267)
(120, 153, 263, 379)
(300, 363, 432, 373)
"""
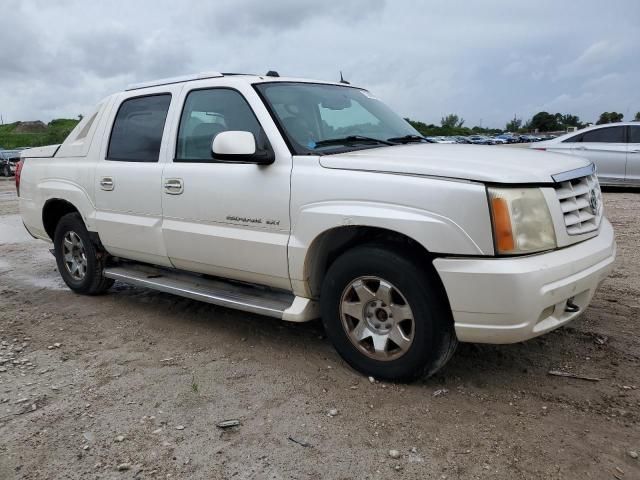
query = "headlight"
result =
(488, 187, 556, 255)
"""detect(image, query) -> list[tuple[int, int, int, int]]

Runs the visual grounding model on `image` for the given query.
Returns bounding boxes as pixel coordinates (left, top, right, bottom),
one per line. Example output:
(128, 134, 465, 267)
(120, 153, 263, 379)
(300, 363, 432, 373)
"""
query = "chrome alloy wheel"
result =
(339, 276, 415, 361)
(62, 231, 87, 281)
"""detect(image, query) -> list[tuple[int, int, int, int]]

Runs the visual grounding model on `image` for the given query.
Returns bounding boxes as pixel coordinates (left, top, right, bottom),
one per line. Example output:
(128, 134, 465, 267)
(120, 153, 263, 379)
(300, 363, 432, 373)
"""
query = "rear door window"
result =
(107, 94, 171, 162)
(629, 126, 640, 143)
(580, 126, 625, 143)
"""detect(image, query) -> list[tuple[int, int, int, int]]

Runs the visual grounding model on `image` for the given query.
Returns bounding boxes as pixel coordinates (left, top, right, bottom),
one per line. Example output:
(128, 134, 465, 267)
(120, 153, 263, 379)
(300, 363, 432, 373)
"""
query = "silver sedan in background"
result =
(532, 122, 640, 186)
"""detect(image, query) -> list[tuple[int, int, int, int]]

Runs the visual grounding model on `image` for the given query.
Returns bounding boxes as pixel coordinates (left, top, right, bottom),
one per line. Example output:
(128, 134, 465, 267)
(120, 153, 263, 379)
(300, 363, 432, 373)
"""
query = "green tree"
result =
(634, 112, 640, 121)
(596, 112, 624, 125)
(441, 114, 465, 129)
(529, 111, 561, 132)
(505, 115, 522, 132)
(559, 114, 581, 128)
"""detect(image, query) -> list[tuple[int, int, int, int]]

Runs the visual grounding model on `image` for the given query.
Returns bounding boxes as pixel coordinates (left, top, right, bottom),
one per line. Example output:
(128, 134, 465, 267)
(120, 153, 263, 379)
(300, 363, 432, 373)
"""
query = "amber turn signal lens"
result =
(491, 197, 515, 253)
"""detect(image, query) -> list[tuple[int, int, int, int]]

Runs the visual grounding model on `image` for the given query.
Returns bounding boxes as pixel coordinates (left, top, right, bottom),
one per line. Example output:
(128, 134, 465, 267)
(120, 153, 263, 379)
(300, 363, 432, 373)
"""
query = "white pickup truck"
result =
(17, 71, 616, 380)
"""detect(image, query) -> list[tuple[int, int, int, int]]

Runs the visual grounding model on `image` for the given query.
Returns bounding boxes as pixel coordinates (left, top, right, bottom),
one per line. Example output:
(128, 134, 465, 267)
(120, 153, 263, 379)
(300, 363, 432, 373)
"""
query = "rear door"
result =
(94, 87, 179, 266)
(627, 125, 640, 185)
(570, 126, 627, 184)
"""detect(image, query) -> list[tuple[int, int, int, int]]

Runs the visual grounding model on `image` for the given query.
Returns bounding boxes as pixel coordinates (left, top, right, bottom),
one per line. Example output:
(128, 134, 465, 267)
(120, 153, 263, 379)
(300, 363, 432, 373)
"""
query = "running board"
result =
(103, 265, 318, 322)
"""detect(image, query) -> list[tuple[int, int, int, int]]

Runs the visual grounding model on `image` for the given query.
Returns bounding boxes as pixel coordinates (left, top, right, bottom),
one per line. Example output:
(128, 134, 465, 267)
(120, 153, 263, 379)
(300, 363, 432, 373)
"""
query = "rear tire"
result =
(320, 245, 457, 382)
(53, 213, 114, 295)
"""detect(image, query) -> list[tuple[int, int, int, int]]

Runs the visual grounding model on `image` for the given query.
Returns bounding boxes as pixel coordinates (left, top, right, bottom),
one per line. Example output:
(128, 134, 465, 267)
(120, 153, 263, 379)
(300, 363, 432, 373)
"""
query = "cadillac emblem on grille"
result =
(589, 189, 599, 215)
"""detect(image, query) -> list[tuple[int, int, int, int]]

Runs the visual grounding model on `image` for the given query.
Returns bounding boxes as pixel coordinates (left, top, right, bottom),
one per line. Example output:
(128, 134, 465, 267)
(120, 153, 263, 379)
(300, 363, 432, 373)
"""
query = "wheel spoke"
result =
(388, 324, 411, 352)
(371, 333, 388, 354)
(342, 300, 364, 321)
(352, 280, 376, 303)
(63, 238, 73, 251)
(376, 281, 394, 305)
(390, 303, 412, 321)
(352, 320, 371, 341)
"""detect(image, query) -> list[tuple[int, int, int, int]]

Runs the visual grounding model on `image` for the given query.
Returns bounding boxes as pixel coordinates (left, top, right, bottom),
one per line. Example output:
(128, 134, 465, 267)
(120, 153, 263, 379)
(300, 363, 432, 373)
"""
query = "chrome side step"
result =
(103, 265, 318, 322)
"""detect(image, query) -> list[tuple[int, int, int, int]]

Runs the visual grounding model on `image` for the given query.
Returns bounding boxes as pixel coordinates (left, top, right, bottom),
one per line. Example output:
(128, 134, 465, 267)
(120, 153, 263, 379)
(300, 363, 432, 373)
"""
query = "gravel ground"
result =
(0, 176, 638, 479)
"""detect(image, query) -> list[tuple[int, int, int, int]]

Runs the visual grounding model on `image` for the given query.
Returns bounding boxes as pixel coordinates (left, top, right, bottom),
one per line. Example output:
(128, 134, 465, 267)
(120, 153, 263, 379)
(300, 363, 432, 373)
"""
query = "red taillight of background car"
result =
(532, 147, 547, 151)
(15, 159, 24, 196)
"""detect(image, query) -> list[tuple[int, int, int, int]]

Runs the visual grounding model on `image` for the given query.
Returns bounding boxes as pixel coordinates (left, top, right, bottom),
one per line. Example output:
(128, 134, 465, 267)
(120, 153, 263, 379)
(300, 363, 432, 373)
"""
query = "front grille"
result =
(554, 174, 602, 235)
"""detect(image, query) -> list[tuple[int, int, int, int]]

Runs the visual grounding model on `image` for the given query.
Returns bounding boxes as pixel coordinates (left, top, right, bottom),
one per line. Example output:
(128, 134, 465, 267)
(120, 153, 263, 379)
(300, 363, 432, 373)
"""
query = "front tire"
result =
(320, 245, 457, 381)
(53, 213, 114, 295)
(1, 165, 9, 177)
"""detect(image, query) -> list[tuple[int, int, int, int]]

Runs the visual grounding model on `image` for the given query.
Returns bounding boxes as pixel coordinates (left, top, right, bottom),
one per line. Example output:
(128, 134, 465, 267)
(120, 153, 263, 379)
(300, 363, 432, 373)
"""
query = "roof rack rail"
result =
(125, 72, 223, 91)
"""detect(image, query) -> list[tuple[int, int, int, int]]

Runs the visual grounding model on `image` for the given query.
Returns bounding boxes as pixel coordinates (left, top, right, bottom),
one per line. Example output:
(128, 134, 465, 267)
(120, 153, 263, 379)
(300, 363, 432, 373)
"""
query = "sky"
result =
(1, 0, 639, 129)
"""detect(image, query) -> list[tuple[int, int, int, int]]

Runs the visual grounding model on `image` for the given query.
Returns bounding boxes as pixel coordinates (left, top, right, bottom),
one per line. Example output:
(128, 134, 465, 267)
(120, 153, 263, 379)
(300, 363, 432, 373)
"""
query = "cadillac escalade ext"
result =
(17, 71, 616, 380)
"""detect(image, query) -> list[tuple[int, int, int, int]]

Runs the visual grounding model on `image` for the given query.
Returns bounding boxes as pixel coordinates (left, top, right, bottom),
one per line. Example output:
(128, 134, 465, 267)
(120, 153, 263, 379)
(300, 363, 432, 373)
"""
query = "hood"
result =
(319, 144, 590, 184)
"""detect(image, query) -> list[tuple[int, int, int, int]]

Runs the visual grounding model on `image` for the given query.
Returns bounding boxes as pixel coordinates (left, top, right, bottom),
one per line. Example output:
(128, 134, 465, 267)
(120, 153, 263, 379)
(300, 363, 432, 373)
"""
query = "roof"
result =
(540, 121, 640, 143)
(126, 72, 224, 90)
(124, 71, 360, 92)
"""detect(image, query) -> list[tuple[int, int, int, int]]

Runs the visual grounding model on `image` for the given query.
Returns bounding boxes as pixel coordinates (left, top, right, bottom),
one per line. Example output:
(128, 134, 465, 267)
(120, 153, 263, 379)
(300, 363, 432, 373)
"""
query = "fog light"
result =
(537, 305, 555, 323)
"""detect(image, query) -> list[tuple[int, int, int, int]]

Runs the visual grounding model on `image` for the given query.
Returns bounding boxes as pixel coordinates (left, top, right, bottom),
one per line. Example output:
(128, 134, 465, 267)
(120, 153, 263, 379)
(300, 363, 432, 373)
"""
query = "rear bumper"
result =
(433, 219, 616, 344)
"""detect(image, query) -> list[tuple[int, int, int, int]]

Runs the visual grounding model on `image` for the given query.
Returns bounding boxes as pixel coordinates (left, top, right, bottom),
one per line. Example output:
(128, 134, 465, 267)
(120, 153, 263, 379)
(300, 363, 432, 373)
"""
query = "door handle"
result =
(100, 177, 114, 191)
(630, 149, 640, 154)
(574, 146, 587, 150)
(164, 178, 184, 195)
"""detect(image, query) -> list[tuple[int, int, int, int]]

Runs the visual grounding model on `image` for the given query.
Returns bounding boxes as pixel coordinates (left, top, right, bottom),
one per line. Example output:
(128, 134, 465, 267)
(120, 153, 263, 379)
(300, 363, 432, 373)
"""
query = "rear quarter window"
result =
(562, 133, 583, 143)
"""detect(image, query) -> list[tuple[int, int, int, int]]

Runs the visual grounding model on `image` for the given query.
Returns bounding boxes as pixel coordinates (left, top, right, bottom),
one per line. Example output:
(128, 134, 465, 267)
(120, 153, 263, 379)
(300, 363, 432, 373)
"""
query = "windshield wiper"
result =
(386, 134, 429, 144)
(312, 135, 394, 148)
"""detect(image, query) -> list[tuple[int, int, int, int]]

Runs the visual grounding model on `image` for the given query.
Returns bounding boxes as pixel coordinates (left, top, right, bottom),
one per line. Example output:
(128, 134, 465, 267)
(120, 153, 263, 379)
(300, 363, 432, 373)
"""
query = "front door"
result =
(94, 90, 176, 267)
(571, 125, 627, 184)
(161, 86, 292, 290)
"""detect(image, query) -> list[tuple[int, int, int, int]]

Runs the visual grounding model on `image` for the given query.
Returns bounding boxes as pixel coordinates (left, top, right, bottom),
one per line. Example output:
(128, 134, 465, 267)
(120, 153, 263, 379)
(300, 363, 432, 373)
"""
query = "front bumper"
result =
(433, 219, 616, 344)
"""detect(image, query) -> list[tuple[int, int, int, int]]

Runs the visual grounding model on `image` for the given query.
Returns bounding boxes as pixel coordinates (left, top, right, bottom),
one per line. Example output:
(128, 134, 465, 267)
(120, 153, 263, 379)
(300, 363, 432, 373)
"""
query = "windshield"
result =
(254, 82, 422, 154)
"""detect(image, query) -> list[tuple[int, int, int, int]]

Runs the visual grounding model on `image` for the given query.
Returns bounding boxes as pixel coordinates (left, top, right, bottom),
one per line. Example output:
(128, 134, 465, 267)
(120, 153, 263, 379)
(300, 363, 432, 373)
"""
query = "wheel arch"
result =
(42, 198, 81, 240)
(302, 226, 449, 306)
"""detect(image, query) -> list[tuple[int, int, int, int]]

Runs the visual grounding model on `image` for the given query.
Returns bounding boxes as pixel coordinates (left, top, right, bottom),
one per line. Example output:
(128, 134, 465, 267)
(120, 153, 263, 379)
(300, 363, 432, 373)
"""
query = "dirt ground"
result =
(0, 176, 638, 480)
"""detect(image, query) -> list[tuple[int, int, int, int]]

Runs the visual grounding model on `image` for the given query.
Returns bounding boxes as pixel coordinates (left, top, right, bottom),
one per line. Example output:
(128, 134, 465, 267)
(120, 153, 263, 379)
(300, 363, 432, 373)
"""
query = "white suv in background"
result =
(532, 122, 640, 186)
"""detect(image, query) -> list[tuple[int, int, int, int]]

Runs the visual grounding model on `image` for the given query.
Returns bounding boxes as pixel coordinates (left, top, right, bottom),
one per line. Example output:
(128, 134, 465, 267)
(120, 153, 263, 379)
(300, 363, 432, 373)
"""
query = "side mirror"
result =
(211, 131, 274, 164)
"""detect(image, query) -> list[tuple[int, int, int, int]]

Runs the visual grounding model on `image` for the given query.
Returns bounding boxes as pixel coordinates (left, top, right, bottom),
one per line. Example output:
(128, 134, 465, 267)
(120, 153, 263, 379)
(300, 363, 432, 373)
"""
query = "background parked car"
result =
(531, 122, 640, 186)
(0, 150, 21, 177)
(495, 134, 519, 143)
(426, 136, 456, 144)
(468, 135, 494, 145)
(520, 134, 544, 142)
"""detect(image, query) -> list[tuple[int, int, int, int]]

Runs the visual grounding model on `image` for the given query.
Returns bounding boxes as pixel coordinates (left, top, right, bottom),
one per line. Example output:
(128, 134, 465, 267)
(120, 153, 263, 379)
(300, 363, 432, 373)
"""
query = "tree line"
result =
(407, 111, 640, 136)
